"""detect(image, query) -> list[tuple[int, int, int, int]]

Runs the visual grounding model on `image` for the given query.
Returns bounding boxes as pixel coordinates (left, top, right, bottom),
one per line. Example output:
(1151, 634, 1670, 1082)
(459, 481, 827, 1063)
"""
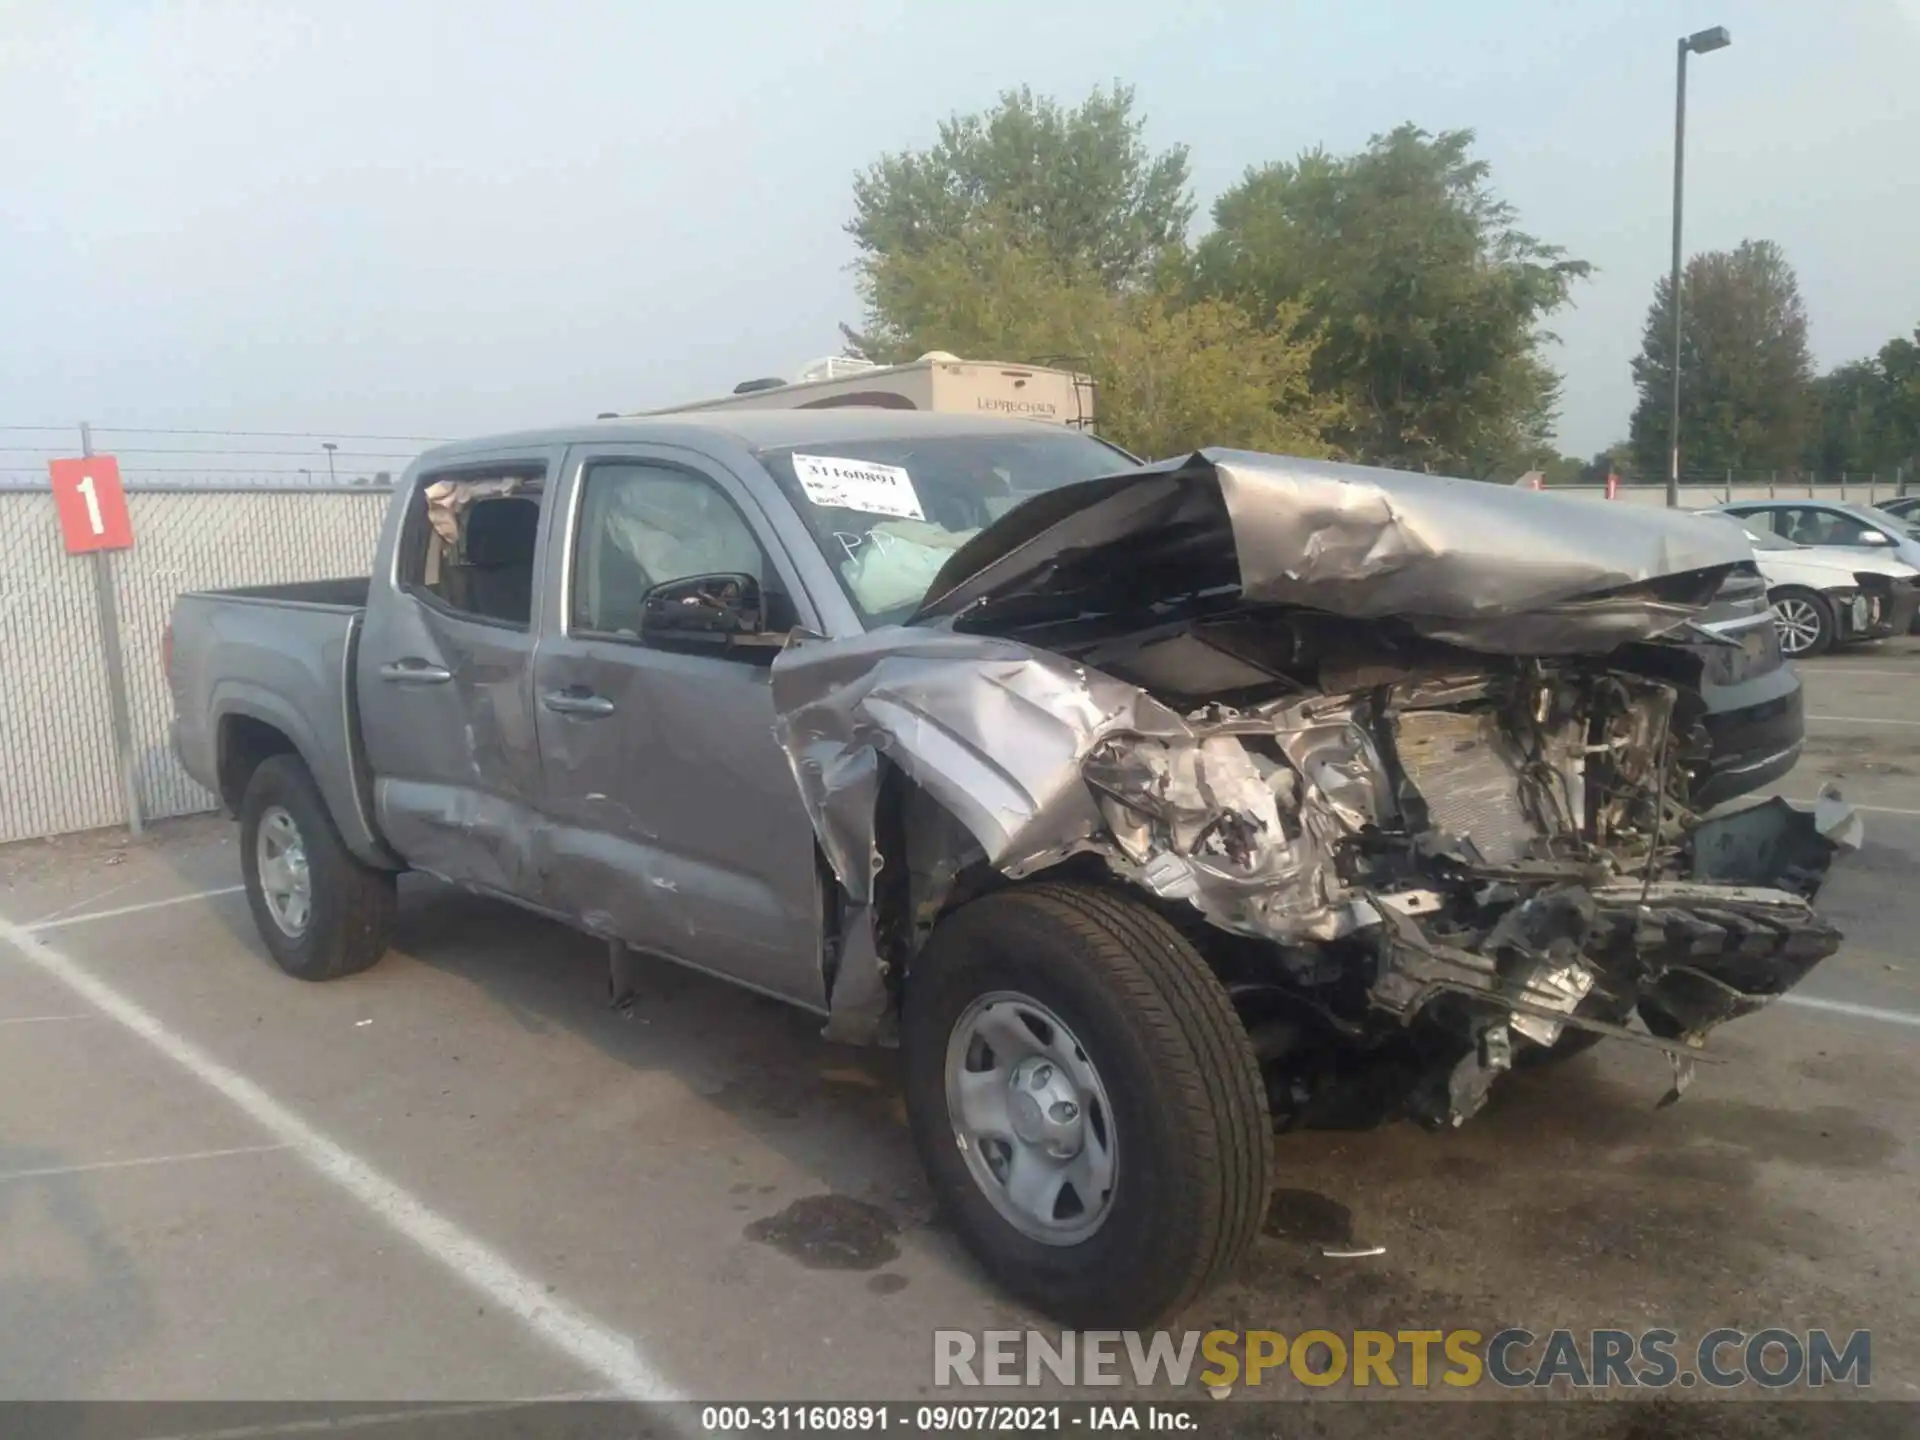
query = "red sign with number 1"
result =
(48, 455, 135, 553)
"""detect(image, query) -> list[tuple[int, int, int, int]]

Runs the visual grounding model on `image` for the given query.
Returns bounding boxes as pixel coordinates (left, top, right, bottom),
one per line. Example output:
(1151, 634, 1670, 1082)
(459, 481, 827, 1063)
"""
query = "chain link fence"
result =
(1553, 468, 1917, 509)
(0, 487, 389, 844)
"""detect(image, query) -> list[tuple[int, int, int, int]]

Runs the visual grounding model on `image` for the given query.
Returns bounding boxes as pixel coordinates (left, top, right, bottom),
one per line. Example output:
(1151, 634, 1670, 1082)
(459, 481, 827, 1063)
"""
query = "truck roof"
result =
(410, 410, 1071, 471)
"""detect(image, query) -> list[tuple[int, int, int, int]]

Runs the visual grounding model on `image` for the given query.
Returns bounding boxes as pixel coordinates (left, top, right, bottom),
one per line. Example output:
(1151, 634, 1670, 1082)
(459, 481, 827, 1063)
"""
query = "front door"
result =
(1767, 505, 1885, 550)
(531, 446, 827, 1007)
(357, 453, 558, 899)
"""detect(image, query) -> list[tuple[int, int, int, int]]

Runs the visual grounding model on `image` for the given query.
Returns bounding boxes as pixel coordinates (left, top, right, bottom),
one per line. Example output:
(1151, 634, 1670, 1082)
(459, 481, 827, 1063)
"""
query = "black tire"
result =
(901, 881, 1272, 1327)
(239, 754, 395, 981)
(1770, 586, 1835, 658)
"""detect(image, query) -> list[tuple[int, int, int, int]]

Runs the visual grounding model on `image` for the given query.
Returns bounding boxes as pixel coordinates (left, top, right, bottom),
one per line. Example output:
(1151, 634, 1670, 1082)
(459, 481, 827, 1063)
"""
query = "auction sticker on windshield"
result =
(792, 453, 925, 521)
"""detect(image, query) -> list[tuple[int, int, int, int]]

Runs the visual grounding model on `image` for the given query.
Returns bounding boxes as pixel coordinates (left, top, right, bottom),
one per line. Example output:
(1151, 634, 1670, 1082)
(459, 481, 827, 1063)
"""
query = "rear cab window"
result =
(399, 466, 547, 628)
(1723, 505, 1778, 534)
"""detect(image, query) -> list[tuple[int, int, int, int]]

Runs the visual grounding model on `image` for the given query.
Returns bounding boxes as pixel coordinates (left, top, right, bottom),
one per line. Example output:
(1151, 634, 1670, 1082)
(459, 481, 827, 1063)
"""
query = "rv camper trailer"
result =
(639, 353, 1097, 430)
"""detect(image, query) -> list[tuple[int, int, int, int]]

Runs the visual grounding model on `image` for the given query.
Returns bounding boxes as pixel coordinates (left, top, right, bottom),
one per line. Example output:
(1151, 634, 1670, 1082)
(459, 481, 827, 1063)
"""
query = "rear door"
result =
(530, 442, 828, 1006)
(1721, 504, 1779, 536)
(357, 450, 560, 899)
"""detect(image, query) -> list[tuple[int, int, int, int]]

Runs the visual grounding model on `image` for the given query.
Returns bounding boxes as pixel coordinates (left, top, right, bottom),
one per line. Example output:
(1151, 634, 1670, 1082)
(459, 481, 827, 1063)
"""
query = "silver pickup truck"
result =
(168, 411, 1852, 1325)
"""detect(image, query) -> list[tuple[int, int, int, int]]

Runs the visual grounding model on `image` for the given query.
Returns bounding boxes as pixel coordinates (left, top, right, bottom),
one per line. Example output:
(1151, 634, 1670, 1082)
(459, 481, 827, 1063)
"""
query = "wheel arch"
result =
(212, 691, 394, 868)
(849, 762, 1190, 1029)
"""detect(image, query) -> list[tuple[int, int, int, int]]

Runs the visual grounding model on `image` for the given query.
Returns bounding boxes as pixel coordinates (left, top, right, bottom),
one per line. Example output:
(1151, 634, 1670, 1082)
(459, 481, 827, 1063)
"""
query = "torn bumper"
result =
(1358, 798, 1854, 1128)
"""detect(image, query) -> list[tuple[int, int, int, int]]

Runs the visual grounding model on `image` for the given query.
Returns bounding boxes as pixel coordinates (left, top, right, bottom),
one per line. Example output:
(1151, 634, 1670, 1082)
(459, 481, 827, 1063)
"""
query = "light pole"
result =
(1667, 24, 1732, 508)
(322, 441, 338, 484)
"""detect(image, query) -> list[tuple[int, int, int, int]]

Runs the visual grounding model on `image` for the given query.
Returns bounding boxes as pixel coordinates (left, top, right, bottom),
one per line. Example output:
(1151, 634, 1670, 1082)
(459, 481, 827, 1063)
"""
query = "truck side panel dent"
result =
(373, 777, 538, 894)
(772, 632, 1183, 1043)
(354, 451, 558, 902)
(820, 770, 999, 1046)
(771, 629, 1185, 901)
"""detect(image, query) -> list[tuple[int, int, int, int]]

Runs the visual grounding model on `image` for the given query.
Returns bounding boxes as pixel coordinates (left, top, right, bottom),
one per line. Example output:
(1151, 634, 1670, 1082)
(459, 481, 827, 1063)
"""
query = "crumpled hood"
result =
(912, 449, 1754, 654)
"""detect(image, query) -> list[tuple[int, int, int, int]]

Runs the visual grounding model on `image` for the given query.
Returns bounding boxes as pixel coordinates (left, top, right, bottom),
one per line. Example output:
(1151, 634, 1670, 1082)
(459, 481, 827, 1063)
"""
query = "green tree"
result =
(1804, 327, 1920, 481)
(853, 212, 1341, 459)
(1628, 240, 1814, 479)
(1099, 292, 1342, 460)
(1196, 125, 1590, 475)
(1805, 360, 1889, 476)
(847, 83, 1193, 303)
(1883, 328, 1920, 478)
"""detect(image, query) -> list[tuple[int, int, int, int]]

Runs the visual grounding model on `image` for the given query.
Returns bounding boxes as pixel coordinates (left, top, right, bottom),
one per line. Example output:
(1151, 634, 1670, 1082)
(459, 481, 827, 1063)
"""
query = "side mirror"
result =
(639, 573, 763, 644)
(1861, 530, 1893, 546)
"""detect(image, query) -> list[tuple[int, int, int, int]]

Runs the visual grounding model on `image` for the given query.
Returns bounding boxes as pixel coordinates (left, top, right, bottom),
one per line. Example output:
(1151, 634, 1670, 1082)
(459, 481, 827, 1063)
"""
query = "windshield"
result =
(1866, 505, 1920, 540)
(755, 429, 1136, 625)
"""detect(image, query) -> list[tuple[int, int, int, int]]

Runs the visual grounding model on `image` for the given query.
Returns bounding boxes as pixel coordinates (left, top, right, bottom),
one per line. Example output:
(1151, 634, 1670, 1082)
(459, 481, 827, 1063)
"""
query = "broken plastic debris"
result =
(1814, 783, 1864, 853)
(1656, 1052, 1695, 1109)
(1321, 1244, 1386, 1258)
(355, 1019, 372, 1028)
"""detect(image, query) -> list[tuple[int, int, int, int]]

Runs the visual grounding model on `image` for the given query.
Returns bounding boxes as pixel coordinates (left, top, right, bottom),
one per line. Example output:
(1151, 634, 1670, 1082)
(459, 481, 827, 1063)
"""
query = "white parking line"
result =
(1782, 994, 1920, 1029)
(26, 885, 246, 933)
(145, 1395, 624, 1440)
(1797, 668, 1920, 680)
(0, 1012, 95, 1025)
(0, 909, 683, 1402)
(1807, 713, 1920, 727)
(0, 1143, 292, 1184)
(26, 876, 146, 927)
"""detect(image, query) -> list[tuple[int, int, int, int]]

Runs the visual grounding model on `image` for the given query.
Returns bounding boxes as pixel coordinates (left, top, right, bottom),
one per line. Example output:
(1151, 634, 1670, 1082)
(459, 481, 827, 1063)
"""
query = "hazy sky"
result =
(5, 0, 1917, 467)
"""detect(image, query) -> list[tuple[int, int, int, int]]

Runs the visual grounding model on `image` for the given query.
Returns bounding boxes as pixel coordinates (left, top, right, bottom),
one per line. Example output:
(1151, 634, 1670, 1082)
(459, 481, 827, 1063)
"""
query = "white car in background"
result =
(1732, 525, 1920, 657)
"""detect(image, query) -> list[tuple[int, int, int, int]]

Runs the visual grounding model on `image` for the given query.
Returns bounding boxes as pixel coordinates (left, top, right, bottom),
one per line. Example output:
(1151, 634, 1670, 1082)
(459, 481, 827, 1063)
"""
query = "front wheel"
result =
(240, 754, 396, 981)
(1771, 587, 1835, 658)
(901, 882, 1272, 1327)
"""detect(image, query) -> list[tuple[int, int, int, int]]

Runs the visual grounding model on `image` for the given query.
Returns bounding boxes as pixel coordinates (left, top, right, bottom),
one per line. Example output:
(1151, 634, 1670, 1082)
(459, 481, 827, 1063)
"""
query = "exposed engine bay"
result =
(770, 449, 1859, 1130)
(1071, 619, 1851, 1128)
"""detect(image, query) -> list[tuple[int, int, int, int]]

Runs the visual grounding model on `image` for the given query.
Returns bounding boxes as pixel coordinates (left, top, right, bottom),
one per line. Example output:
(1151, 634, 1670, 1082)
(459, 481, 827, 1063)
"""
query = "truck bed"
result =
(168, 578, 385, 859)
(191, 577, 372, 611)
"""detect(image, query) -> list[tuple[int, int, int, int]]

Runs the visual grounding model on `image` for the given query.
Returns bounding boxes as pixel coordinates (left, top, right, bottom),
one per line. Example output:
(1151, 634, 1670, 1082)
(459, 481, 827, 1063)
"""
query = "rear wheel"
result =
(902, 882, 1271, 1327)
(1771, 587, 1834, 658)
(239, 755, 395, 981)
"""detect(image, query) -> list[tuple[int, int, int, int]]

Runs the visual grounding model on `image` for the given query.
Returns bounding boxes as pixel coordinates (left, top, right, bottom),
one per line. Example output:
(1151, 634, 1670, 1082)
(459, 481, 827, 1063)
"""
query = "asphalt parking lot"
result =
(3, 645, 1919, 1422)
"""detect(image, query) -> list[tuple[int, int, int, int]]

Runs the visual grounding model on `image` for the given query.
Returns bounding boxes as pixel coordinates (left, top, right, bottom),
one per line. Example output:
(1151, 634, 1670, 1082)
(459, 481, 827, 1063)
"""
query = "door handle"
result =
(377, 659, 453, 685)
(542, 688, 615, 718)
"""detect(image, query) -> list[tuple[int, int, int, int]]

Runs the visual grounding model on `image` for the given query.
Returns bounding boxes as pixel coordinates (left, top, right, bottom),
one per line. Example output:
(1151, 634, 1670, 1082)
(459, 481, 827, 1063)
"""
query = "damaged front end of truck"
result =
(771, 450, 1858, 1130)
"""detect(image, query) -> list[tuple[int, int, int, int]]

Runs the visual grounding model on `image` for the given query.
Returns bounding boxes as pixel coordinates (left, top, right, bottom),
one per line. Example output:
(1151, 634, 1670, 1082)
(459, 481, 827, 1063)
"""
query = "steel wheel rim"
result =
(1773, 598, 1824, 656)
(256, 805, 313, 938)
(944, 990, 1118, 1246)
